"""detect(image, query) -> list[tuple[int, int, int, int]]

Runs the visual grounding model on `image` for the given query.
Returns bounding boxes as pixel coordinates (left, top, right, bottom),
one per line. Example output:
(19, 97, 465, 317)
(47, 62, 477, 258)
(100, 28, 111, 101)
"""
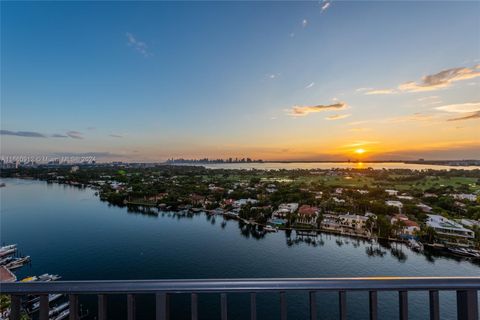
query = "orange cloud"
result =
(288, 102, 348, 117)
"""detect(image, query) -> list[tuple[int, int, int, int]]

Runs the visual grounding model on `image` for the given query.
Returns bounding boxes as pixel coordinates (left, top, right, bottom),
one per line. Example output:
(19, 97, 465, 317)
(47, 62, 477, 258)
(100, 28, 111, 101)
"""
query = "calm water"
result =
(177, 162, 479, 171)
(1, 179, 479, 319)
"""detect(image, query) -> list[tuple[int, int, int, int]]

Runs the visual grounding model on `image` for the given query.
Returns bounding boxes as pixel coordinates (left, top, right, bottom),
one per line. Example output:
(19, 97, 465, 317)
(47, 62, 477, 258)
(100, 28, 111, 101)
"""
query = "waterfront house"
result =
(273, 203, 299, 219)
(296, 205, 318, 226)
(337, 214, 368, 231)
(426, 214, 475, 244)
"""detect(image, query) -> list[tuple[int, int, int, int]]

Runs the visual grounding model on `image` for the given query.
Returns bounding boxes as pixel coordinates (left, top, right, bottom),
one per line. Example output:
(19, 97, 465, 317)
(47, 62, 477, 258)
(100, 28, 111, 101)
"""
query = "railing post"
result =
(98, 294, 107, 320)
(9, 295, 21, 320)
(339, 291, 346, 320)
(429, 290, 439, 320)
(280, 291, 287, 320)
(39, 294, 49, 320)
(191, 293, 198, 320)
(156, 293, 168, 320)
(309, 291, 317, 320)
(69, 294, 79, 320)
(369, 291, 377, 320)
(457, 290, 478, 320)
(127, 294, 136, 320)
(250, 293, 257, 320)
(399, 291, 408, 320)
(220, 293, 228, 320)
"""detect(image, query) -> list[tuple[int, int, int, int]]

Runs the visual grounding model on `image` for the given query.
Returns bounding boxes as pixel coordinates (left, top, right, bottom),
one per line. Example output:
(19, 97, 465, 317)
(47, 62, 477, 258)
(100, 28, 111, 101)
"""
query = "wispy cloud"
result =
(398, 65, 480, 92)
(302, 19, 308, 28)
(364, 89, 397, 95)
(305, 82, 315, 89)
(0, 130, 46, 138)
(417, 95, 439, 102)
(109, 134, 123, 138)
(355, 87, 372, 93)
(447, 111, 480, 122)
(387, 113, 435, 123)
(266, 73, 280, 80)
(325, 114, 351, 120)
(435, 102, 480, 113)
(287, 102, 348, 117)
(321, 1, 331, 12)
(66, 131, 83, 139)
(126, 32, 152, 57)
(0, 130, 84, 139)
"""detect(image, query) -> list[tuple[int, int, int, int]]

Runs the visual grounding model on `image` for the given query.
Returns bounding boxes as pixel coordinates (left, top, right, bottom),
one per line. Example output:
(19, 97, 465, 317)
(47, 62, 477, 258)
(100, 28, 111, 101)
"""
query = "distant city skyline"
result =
(1, 1, 479, 162)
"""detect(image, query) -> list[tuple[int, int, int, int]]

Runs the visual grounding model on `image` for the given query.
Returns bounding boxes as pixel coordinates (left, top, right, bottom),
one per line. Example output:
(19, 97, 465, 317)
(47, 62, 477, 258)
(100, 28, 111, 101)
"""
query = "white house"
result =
(426, 214, 475, 240)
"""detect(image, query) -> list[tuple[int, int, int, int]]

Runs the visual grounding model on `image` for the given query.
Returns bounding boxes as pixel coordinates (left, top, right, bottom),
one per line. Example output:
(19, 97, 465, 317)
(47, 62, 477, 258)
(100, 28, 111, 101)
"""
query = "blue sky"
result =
(1, 1, 479, 161)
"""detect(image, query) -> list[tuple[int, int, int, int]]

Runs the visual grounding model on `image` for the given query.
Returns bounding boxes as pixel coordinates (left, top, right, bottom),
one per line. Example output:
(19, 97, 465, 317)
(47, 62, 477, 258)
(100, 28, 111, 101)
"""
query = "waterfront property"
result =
(426, 214, 475, 244)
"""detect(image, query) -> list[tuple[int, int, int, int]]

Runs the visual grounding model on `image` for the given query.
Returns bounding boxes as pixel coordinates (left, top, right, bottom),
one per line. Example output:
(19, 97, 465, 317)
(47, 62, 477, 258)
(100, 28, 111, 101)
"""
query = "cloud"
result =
(325, 114, 351, 120)
(355, 87, 372, 92)
(51, 134, 68, 138)
(305, 82, 315, 89)
(0, 130, 46, 138)
(287, 102, 348, 117)
(364, 89, 397, 95)
(387, 113, 435, 123)
(321, 1, 331, 12)
(447, 111, 480, 122)
(126, 32, 151, 57)
(398, 66, 480, 92)
(435, 102, 480, 113)
(266, 73, 280, 80)
(417, 96, 439, 102)
(302, 19, 308, 28)
(109, 134, 123, 138)
(66, 131, 83, 139)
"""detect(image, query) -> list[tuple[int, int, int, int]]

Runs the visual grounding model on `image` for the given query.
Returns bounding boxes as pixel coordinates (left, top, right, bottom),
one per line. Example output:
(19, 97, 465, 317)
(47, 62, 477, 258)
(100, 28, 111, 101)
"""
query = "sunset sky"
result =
(1, 1, 479, 162)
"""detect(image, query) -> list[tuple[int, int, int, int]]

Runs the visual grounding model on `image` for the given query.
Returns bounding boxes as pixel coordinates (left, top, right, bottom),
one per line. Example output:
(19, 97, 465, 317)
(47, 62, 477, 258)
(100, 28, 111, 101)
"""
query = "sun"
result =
(355, 148, 366, 154)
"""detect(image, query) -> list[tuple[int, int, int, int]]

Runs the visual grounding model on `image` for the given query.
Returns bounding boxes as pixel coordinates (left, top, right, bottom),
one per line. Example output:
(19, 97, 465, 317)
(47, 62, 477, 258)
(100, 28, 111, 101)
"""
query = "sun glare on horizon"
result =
(355, 148, 366, 155)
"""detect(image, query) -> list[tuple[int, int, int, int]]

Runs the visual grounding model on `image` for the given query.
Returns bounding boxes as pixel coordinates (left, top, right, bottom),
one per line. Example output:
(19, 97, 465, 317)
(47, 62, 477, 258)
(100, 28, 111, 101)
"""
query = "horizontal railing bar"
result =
(2, 277, 480, 294)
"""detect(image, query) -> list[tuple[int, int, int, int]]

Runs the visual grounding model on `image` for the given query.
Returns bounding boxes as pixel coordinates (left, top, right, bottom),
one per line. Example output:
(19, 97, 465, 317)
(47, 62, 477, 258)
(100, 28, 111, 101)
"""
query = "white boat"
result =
(51, 309, 70, 320)
(264, 225, 278, 232)
(5, 256, 30, 270)
(49, 302, 69, 317)
(407, 239, 424, 252)
(38, 273, 61, 281)
(30, 294, 63, 312)
(0, 245, 17, 258)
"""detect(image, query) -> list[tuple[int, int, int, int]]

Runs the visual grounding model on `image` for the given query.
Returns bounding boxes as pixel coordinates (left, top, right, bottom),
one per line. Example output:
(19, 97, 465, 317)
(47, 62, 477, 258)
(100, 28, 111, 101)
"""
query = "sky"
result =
(1, 1, 479, 162)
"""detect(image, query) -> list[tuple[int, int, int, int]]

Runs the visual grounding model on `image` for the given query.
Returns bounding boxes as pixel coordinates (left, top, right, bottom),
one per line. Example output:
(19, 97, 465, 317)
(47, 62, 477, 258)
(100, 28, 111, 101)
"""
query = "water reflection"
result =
(106, 200, 480, 266)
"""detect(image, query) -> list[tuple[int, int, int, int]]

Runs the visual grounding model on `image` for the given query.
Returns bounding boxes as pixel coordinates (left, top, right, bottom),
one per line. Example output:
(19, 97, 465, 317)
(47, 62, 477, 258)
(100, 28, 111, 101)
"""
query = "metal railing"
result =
(1, 277, 479, 320)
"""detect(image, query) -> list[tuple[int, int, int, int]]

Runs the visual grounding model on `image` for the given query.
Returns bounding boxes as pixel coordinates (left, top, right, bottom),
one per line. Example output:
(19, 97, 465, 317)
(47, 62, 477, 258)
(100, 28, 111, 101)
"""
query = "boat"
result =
(29, 294, 63, 313)
(38, 273, 61, 281)
(21, 274, 61, 282)
(0, 245, 17, 258)
(51, 309, 70, 320)
(5, 256, 30, 269)
(407, 239, 424, 252)
(447, 247, 479, 258)
(264, 225, 278, 232)
(0, 256, 14, 266)
(21, 276, 38, 282)
(49, 302, 69, 317)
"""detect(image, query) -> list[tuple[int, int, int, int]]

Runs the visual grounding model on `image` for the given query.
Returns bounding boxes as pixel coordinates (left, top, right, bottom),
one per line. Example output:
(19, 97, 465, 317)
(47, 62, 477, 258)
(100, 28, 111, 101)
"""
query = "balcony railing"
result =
(1, 277, 479, 320)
